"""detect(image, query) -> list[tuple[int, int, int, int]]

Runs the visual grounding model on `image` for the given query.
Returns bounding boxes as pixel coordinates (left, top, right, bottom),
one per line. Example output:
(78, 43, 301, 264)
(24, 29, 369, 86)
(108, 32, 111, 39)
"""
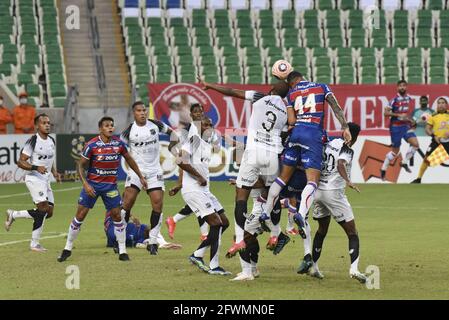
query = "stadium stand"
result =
(0, 0, 67, 108)
(118, 0, 448, 85)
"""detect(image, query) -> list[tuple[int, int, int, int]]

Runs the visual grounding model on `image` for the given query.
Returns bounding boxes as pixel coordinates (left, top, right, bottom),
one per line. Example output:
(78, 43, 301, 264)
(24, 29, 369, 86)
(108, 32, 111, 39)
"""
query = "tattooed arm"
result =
(326, 93, 351, 143)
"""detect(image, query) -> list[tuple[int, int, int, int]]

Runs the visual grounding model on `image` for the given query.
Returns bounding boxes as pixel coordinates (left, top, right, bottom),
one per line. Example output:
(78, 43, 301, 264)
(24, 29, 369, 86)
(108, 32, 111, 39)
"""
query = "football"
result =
(271, 59, 293, 80)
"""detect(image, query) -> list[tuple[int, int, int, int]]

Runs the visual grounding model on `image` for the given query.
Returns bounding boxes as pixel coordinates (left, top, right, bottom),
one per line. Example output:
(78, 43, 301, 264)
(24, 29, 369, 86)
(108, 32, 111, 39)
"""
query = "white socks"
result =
(382, 151, 396, 171)
(404, 146, 418, 163)
(65, 218, 83, 251)
(264, 178, 286, 218)
(350, 257, 360, 274)
(113, 219, 127, 254)
(173, 213, 187, 223)
(298, 182, 317, 218)
(234, 221, 244, 243)
(31, 213, 47, 247)
(12, 210, 33, 219)
(149, 213, 163, 245)
(303, 221, 312, 256)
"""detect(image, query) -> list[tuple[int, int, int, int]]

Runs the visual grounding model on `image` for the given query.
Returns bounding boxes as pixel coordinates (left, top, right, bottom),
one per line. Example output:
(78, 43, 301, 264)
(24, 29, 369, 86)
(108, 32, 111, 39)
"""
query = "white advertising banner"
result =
(0, 134, 56, 184)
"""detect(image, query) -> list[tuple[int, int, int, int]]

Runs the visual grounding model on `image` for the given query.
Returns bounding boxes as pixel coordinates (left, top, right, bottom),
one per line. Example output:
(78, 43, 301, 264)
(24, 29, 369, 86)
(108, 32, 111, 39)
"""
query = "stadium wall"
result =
(0, 134, 448, 184)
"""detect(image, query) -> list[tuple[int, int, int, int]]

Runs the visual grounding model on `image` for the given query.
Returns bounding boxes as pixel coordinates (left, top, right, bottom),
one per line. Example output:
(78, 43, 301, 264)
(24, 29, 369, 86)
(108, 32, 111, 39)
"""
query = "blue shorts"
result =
(78, 181, 121, 211)
(283, 124, 324, 170)
(390, 125, 417, 148)
(105, 222, 146, 247)
(280, 169, 307, 201)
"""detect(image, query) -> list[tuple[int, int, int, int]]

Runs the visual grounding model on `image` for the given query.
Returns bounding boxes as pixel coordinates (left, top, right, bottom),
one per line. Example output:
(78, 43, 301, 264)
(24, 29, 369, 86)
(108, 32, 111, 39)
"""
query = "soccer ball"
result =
(271, 60, 293, 80)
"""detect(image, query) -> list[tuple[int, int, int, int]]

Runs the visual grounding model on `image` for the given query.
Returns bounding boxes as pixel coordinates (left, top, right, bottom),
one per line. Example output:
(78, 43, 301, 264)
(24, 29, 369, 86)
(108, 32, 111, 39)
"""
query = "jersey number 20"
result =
(294, 93, 316, 114)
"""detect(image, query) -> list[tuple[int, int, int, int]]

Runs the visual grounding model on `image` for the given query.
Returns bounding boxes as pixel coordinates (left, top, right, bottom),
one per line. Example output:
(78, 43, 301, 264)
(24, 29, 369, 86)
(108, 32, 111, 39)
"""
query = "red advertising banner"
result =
(149, 83, 449, 135)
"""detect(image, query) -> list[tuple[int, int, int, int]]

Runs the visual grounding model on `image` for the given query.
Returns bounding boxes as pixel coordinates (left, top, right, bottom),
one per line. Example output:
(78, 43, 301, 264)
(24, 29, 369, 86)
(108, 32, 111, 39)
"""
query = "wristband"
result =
(31, 165, 37, 171)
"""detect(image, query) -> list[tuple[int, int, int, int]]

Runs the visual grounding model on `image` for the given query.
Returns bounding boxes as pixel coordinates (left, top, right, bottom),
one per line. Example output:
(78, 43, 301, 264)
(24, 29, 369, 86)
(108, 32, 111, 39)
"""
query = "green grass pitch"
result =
(1, 181, 448, 300)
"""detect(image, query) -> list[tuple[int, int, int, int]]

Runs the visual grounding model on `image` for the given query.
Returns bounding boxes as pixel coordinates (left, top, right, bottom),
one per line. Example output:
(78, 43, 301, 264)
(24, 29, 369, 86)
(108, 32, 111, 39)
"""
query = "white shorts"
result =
(313, 189, 354, 223)
(236, 148, 280, 188)
(125, 169, 165, 191)
(25, 175, 54, 204)
(182, 190, 223, 219)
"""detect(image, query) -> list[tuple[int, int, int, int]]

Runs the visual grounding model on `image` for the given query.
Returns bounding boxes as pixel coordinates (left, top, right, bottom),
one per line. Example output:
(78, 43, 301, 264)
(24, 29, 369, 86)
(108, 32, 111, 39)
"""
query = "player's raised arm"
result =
(326, 93, 351, 143)
(337, 158, 360, 193)
(197, 76, 246, 100)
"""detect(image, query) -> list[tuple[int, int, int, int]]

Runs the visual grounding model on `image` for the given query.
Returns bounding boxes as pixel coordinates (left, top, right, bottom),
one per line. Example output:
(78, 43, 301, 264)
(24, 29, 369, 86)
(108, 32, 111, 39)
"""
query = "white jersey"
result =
(319, 138, 354, 190)
(181, 128, 212, 193)
(120, 120, 170, 173)
(245, 91, 288, 154)
(21, 133, 56, 181)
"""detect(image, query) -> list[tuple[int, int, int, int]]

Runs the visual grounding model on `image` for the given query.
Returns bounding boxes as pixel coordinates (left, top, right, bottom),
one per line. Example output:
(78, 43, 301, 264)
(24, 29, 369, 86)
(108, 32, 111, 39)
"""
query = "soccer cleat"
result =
(147, 243, 158, 255)
(380, 169, 386, 181)
(411, 178, 421, 184)
(226, 240, 246, 258)
(252, 268, 260, 278)
(119, 253, 130, 261)
(4, 209, 14, 232)
(309, 269, 324, 279)
(30, 244, 47, 252)
(266, 236, 278, 251)
(57, 249, 72, 262)
(165, 216, 176, 239)
(401, 163, 411, 173)
(273, 232, 290, 255)
(208, 267, 232, 276)
(297, 255, 313, 274)
(350, 271, 368, 284)
(293, 214, 307, 239)
(230, 273, 254, 281)
(286, 228, 299, 236)
(189, 254, 210, 273)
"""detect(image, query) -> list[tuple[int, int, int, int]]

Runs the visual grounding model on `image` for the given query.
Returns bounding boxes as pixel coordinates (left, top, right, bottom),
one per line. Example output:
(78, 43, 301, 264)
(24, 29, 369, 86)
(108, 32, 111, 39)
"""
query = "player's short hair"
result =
(34, 113, 49, 125)
(98, 116, 114, 128)
(397, 79, 407, 85)
(286, 71, 303, 85)
(132, 101, 145, 110)
(420, 95, 428, 100)
(348, 122, 361, 142)
(270, 81, 289, 98)
(190, 103, 204, 112)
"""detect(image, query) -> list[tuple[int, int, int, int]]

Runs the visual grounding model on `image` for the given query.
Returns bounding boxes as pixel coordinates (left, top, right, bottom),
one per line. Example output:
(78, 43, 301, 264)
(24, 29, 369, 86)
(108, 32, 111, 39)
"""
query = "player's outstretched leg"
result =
(297, 220, 313, 273)
(166, 205, 193, 239)
(340, 220, 367, 284)
(58, 217, 83, 262)
(381, 151, 396, 180)
(308, 217, 330, 279)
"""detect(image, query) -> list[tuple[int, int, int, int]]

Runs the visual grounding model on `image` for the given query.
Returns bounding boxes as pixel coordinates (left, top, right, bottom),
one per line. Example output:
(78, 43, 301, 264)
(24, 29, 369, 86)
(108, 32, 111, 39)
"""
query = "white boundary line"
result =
(0, 233, 67, 247)
(0, 186, 81, 199)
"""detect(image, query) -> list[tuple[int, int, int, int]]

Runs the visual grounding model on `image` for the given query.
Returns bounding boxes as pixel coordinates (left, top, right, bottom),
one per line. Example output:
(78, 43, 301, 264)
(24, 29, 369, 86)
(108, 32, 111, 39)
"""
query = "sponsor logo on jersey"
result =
(106, 190, 119, 198)
(94, 168, 117, 175)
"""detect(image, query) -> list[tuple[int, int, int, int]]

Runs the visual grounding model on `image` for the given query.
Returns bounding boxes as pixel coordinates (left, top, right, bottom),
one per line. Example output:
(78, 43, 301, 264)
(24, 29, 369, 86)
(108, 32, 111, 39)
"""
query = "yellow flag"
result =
(427, 144, 449, 167)
(148, 100, 154, 120)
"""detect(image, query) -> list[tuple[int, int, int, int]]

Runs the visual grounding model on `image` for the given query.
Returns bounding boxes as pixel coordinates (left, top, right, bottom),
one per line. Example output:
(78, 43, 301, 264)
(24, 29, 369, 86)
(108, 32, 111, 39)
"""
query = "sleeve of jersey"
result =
(21, 140, 33, 157)
(182, 135, 200, 156)
(321, 84, 333, 98)
(150, 119, 170, 134)
(120, 141, 129, 156)
(81, 144, 92, 160)
(338, 144, 353, 163)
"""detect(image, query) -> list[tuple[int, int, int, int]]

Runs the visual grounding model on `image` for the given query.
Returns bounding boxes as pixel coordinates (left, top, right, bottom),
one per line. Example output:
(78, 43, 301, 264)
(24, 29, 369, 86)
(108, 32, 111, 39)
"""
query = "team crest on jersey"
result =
(39, 191, 44, 197)
(205, 203, 212, 209)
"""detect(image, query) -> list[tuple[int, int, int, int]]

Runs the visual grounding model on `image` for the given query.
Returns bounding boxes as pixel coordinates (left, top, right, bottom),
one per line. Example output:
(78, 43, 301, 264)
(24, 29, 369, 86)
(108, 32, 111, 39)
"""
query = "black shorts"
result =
(425, 138, 449, 157)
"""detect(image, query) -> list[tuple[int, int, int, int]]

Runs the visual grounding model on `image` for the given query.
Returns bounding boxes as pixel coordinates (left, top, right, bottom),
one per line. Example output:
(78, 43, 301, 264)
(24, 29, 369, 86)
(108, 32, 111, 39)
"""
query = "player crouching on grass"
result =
(298, 122, 367, 283)
(177, 117, 231, 275)
(57, 117, 147, 262)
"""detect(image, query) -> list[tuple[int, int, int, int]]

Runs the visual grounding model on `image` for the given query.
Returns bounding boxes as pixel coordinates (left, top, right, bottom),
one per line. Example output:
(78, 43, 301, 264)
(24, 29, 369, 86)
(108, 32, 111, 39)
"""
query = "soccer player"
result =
(305, 122, 367, 283)
(197, 78, 290, 257)
(165, 103, 210, 241)
(412, 97, 449, 183)
(412, 96, 433, 136)
(119, 101, 176, 255)
(104, 212, 181, 250)
(57, 116, 147, 262)
(262, 71, 351, 237)
(5, 114, 61, 252)
(178, 117, 231, 275)
(381, 80, 419, 180)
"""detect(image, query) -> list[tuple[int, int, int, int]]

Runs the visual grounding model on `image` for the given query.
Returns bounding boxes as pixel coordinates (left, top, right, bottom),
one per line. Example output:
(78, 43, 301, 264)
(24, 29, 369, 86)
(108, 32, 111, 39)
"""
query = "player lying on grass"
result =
(197, 76, 290, 261)
(178, 117, 231, 275)
(119, 101, 178, 256)
(412, 97, 449, 183)
(104, 211, 181, 250)
(299, 122, 367, 283)
(57, 116, 147, 262)
(5, 114, 62, 252)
